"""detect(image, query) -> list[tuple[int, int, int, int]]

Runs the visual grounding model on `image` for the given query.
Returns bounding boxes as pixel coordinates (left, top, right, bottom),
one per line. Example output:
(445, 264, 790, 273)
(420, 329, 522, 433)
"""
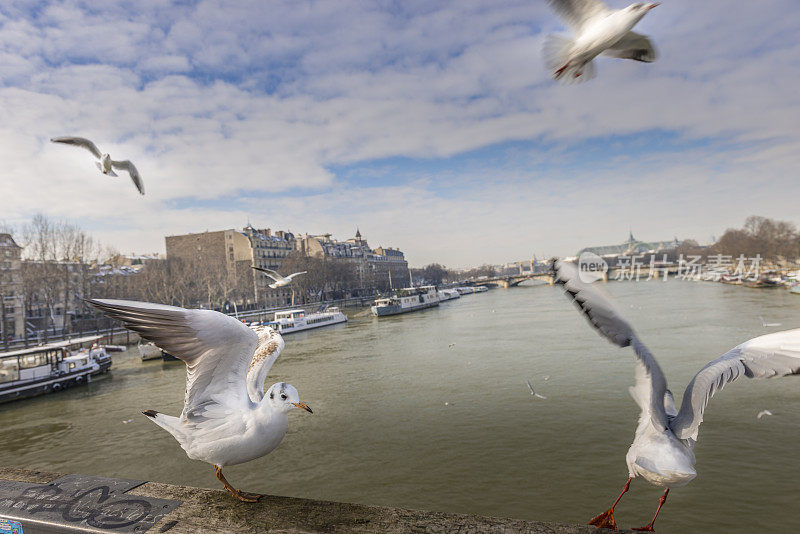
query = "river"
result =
(1, 280, 798, 533)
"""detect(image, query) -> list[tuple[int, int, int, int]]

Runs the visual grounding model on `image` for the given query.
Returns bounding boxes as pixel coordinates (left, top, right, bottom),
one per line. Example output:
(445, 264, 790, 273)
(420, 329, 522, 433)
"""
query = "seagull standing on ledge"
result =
(252, 267, 307, 289)
(553, 260, 800, 531)
(51, 136, 144, 195)
(544, 1, 659, 82)
(87, 299, 312, 503)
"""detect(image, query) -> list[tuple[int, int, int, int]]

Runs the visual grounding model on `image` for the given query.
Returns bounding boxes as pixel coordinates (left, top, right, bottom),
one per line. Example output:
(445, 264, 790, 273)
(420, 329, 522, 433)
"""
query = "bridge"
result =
(465, 271, 555, 288)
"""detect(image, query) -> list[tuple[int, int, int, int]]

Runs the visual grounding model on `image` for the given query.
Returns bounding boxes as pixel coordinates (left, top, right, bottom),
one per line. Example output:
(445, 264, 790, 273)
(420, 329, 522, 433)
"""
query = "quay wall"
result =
(0, 466, 621, 534)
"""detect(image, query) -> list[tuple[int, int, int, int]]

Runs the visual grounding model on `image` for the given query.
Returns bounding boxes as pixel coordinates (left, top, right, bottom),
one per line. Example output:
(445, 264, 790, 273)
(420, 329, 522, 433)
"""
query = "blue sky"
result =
(1, 1, 799, 266)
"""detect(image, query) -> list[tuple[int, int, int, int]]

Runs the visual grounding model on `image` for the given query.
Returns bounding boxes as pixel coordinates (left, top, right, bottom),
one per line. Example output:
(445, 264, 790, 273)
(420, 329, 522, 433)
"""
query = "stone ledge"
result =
(0, 466, 625, 534)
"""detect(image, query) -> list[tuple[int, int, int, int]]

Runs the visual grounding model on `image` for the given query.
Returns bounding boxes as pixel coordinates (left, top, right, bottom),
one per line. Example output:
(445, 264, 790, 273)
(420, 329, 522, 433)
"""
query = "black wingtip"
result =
(142, 410, 159, 418)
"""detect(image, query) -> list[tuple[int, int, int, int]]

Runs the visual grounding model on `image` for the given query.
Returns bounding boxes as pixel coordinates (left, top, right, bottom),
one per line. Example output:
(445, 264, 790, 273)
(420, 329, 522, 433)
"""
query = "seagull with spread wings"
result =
(554, 260, 800, 531)
(51, 136, 145, 195)
(544, 0, 659, 82)
(87, 298, 312, 502)
(252, 267, 307, 289)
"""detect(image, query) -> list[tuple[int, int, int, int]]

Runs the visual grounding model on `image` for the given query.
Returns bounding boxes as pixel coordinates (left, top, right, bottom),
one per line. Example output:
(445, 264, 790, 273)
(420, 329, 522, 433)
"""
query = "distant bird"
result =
(757, 410, 773, 419)
(544, 0, 659, 82)
(759, 316, 782, 328)
(86, 298, 312, 502)
(526, 380, 547, 399)
(51, 136, 144, 195)
(449, 343, 456, 349)
(554, 260, 800, 531)
(122, 419, 133, 424)
(543, 375, 551, 381)
(252, 267, 307, 289)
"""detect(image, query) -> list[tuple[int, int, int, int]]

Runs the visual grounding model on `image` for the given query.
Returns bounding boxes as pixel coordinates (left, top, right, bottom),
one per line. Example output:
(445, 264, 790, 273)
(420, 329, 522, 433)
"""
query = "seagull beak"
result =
(647, 2, 659, 9)
(293, 402, 313, 414)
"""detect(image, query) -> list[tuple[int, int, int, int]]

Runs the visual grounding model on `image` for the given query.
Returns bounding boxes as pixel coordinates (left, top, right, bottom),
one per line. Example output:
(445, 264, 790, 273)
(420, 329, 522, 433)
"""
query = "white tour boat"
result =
(250, 307, 348, 334)
(437, 288, 461, 301)
(0, 335, 112, 404)
(371, 286, 440, 316)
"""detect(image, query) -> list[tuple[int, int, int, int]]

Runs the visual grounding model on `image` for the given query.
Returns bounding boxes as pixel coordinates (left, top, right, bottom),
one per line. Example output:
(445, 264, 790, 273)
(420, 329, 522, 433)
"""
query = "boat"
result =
(250, 306, 348, 334)
(437, 288, 461, 301)
(455, 287, 474, 295)
(473, 285, 489, 292)
(139, 341, 163, 361)
(139, 341, 178, 362)
(371, 286, 440, 316)
(0, 335, 112, 404)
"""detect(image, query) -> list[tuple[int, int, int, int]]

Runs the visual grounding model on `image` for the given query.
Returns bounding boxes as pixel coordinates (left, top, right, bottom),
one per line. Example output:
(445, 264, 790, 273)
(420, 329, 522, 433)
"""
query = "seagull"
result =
(759, 316, 782, 328)
(526, 380, 547, 399)
(449, 343, 456, 348)
(51, 136, 144, 195)
(757, 410, 773, 419)
(86, 298, 312, 503)
(553, 260, 800, 531)
(544, 1, 659, 82)
(252, 267, 308, 289)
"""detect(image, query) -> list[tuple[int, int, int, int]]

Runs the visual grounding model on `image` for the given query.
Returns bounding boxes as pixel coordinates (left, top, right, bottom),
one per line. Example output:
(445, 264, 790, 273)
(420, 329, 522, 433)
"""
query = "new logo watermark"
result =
(578, 252, 608, 283)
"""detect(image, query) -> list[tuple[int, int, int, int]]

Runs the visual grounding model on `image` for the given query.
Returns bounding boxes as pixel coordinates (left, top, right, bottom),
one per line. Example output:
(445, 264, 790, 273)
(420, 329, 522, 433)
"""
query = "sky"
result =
(1, 1, 798, 268)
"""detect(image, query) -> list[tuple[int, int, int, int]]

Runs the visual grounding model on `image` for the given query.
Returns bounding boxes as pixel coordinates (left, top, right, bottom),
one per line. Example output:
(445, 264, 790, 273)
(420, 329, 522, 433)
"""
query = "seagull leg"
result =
(632, 488, 669, 532)
(214, 466, 261, 503)
(588, 477, 631, 530)
(554, 62, 570, 79)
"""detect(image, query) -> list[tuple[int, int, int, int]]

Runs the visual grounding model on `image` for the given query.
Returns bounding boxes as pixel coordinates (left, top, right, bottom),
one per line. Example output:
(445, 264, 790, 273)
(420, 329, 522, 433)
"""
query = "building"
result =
(578, 232, 681, 258)
(296, 229, 409, 293)
(0, 234, 23, 341)
(241, 226, 296, 307)
(165, 227, 296, 308)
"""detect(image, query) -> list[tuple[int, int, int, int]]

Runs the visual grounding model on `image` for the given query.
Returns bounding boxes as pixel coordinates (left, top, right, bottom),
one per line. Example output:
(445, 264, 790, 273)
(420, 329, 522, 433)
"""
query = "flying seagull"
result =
(544, 1, 659, 82)
(86, 298, 312, 502)
(759, 316, 782, 328)
(51, 136, 144, 195)
(526, 380, 547, 399)
(252, 267, 307, 289)
(553, 260, 800, 531)
(756, 410, 773, 419)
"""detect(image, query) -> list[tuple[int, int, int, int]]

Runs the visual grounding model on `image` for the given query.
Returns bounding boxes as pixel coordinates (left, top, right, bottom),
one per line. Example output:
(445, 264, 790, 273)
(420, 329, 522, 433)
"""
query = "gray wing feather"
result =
(670, 329, 800, 441)
(252, 266, 284, 282)
(548, 0, 610, 33)
(111, 160, 144, 195)
(602, 31, 657, 62)
(86, 299, 259, 415)
(554, 260, 669, 431)
(51, 136, 103, 159)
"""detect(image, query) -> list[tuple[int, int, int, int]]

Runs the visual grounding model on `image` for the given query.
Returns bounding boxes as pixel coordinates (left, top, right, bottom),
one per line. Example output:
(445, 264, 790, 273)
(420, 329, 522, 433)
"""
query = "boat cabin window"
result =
(19, 350, 56, 369)
(0, 358, 20, 383)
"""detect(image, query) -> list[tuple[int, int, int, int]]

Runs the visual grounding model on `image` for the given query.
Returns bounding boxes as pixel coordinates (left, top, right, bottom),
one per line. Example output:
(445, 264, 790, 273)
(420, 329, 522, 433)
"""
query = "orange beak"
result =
(292, 402, 313, 413)
(648, 2, 660, 9)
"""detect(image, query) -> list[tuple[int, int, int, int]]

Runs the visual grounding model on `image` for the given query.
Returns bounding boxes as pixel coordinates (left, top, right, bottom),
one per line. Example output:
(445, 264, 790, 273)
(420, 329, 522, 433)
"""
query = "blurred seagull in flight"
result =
(554, 259, 800, 531)
(252, 267, 307, 289)
(526, 380, 547, 399)
(544, 0, 659, 82)
(757, 410, 773, 419)
(51, 136, 144, 195)
(759, 316, 782, 328)
(87, 298, 312, 502)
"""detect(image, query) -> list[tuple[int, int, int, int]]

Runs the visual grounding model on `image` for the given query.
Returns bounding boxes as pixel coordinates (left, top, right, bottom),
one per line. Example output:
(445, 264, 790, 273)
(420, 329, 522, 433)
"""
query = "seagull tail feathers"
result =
(142, 410, 187, 445)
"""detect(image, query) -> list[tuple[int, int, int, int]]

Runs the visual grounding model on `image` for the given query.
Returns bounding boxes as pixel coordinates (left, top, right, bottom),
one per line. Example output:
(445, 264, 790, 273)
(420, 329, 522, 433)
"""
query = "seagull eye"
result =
(280, 394, 287, 400)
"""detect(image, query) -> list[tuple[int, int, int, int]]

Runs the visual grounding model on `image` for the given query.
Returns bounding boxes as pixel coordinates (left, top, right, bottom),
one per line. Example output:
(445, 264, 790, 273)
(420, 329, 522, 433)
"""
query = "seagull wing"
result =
(252, 266, 284, 282)
(554, 260, 670, 431)
(670, 329, 800, 441)
(111, 160, 144, 195)
(548, 0, 611, 34)
(50, 136, 103, 159)
(286, 271, 307, 280)
(602, 31, 657, 62)
(86, 299, 284, 418)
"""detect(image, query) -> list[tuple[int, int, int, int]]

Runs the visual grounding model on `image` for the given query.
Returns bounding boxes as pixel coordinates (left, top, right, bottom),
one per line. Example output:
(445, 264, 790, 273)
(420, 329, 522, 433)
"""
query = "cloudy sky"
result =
(1, 1, 798, 267)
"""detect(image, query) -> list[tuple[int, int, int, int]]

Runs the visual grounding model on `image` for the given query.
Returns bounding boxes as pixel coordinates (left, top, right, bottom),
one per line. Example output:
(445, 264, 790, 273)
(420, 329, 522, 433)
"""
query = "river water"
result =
(1, 280, 798, 533)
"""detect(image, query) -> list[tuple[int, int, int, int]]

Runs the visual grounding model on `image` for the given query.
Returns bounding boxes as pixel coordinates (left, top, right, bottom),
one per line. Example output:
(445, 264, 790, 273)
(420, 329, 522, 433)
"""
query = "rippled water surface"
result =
(1, 280, 799, 533)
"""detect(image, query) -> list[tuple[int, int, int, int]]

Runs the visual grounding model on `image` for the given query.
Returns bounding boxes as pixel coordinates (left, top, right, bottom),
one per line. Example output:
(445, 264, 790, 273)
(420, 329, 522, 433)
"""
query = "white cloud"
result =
(0, 0, 798, 265)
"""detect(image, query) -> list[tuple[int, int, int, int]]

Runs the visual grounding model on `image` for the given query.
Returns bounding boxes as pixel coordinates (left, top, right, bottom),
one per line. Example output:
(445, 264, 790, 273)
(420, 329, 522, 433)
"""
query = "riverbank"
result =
(0, 466, 617, 533)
